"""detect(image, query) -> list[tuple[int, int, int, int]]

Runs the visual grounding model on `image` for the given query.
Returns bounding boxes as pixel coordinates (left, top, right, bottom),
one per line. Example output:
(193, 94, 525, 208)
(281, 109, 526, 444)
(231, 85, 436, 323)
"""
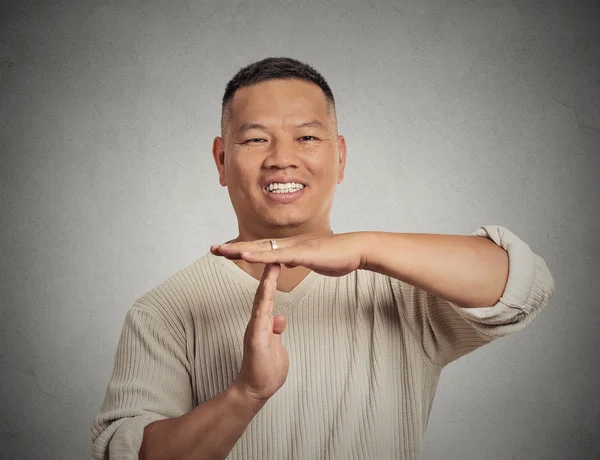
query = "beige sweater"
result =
(91, 225, 555, 459)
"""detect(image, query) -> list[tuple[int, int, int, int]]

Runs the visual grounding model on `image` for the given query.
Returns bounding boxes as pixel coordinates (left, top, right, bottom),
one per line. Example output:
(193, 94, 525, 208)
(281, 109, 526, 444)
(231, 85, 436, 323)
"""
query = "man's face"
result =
(213, 78, 346, 235)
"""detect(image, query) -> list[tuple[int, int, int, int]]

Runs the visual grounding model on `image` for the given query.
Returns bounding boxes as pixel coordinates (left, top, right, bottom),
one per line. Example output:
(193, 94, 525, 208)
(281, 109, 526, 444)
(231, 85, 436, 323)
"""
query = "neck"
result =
(232, 220, 334, 243)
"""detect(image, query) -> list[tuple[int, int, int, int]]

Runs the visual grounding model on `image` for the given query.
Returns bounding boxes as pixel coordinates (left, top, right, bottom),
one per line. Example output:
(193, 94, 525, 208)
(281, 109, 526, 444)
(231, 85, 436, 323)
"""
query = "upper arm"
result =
(390, 225, 556, 368)
(91, 305, 193, 459)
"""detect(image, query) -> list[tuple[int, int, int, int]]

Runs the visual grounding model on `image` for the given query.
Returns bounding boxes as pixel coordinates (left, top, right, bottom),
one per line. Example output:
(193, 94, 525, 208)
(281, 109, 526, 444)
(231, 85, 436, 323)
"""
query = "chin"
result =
(266, 217, 306, 229)
(260, 210, 307, 229)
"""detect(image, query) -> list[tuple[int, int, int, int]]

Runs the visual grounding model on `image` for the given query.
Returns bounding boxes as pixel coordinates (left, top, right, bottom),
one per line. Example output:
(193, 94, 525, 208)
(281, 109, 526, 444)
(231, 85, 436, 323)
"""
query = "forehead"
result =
(228, 79, 332, 125)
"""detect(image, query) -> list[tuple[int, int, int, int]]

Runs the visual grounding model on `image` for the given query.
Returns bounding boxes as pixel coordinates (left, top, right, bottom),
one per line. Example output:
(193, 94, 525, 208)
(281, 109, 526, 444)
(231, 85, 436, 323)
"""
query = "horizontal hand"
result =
(211, 233, 367, 277)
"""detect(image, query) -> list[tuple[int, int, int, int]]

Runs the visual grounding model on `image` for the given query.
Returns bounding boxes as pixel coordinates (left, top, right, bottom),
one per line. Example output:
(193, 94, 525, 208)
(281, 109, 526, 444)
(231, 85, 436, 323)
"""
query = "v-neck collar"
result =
(207, 251, 323, 307)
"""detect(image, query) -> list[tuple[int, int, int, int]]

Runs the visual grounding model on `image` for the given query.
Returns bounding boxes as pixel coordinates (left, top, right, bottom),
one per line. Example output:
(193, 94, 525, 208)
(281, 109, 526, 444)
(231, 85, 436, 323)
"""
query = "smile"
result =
(262, 182, 306, 203)
(264, 182, 306, 193)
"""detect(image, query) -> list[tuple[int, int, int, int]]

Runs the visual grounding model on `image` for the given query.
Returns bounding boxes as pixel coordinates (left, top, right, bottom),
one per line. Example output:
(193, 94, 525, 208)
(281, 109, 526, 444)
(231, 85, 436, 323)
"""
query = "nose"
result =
(263, 136, 299, 170)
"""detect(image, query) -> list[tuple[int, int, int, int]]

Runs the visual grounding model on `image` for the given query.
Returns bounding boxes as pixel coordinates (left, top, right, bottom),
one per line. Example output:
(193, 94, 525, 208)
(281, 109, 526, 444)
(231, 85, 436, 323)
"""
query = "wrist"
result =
(357, 231, 380, 272)
(227, 381, 268, 416)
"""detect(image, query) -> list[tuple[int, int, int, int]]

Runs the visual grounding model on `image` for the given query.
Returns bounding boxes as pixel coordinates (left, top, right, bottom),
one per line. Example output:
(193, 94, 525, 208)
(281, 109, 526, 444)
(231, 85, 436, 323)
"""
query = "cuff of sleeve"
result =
(449, 225, 554, 335)
(108, 413, 168, 460)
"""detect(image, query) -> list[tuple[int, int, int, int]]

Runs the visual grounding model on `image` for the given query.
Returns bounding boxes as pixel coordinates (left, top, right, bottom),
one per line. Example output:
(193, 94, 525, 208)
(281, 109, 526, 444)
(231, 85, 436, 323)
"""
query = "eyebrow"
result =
(237, 122, 268, 134)
(237, 120, 326, 134)
(296, 120, 325, 129)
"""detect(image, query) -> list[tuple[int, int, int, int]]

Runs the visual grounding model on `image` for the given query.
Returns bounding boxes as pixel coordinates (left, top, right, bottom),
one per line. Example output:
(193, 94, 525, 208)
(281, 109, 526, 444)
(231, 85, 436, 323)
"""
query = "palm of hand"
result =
(213, 233, 366, 278)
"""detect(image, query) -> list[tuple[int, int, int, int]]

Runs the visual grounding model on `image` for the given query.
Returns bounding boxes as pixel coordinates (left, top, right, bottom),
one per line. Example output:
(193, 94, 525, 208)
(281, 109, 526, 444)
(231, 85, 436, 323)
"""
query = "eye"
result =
(299, 136, 319, 141)
(245, 138, 266, 144)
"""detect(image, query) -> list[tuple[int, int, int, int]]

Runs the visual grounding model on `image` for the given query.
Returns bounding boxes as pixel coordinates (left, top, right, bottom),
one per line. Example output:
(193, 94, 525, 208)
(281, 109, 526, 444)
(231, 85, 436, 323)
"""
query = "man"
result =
(91, 57, 555, 460)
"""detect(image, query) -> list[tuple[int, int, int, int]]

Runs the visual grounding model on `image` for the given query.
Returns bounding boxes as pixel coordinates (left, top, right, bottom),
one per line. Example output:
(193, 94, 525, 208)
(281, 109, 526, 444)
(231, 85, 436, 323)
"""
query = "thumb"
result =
(273, 315, 287, 335)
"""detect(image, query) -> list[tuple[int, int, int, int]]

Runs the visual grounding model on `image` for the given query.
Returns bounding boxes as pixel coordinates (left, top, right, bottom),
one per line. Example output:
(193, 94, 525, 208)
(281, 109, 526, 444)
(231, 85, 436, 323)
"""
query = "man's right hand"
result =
(139, 263, 288, 460)
(233, 263, 289, 405)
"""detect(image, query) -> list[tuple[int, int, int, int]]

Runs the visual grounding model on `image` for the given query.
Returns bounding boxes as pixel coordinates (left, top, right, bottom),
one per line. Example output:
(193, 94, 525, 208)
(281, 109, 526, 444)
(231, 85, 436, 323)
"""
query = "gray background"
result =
(1, 0, 598, 459)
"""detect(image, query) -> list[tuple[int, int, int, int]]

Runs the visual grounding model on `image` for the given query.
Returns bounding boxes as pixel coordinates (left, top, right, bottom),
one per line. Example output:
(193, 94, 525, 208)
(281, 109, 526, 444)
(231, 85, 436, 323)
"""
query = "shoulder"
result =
(131, 252, 219, 337)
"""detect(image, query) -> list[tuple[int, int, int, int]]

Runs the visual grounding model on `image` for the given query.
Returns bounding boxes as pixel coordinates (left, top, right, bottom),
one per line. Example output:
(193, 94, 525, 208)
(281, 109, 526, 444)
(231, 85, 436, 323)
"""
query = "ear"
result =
(212, 136, 227, 187)
(336, 135, 347, 184)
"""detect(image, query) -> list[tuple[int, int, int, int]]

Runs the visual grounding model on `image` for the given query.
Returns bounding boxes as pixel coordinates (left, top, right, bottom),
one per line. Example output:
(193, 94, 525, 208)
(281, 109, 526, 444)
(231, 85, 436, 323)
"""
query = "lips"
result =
(262, 184, 306, 203)
(261, 176, 307, 189)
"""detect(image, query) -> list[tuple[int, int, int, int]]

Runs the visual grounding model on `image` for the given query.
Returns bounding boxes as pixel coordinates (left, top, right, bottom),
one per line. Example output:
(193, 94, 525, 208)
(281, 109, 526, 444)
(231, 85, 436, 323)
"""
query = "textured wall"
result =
(1, 0, 598, 458)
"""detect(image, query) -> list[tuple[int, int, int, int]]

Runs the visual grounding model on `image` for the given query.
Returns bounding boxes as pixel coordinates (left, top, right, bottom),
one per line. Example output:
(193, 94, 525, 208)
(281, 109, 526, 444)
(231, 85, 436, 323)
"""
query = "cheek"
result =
(227, 157, 259, 194)
(308, 152, 338, 178)
(227, 155, 248, 179)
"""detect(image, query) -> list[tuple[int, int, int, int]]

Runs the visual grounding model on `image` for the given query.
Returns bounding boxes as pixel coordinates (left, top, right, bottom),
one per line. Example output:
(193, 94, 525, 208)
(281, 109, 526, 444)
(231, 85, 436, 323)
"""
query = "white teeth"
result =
(266, 182, 305, 193)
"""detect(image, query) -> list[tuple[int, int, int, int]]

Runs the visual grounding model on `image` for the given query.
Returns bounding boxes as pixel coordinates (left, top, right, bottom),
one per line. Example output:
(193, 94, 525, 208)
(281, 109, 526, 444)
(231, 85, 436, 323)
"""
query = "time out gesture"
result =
(212, 233, 368, 406)
(211, 233, 366, 277)
(209, 233, 369, 409)
(212, 230, 507, 406)
(211, 231, 509, 309)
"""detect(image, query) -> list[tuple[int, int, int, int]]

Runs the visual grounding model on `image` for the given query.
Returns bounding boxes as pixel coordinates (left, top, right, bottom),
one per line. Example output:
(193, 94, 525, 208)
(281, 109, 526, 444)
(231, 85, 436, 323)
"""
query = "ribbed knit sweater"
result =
(91, 225, 555, 459)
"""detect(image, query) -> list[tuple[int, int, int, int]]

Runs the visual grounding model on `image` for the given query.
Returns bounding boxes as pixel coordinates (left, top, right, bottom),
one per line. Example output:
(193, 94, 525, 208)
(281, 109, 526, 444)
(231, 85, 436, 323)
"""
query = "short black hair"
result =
(221, 57, 336, 134)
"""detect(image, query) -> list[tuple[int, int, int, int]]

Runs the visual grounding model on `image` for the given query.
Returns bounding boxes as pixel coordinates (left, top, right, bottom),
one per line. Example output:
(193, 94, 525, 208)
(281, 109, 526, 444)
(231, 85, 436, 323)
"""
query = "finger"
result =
(273, 315, 286, 335)
(241, 248, 306, 267)
(261, 261, 281, 284)
(251, 263, 281, 325)
(217, 239, 275, 255)
(210, 246, 243, 259)
(210, 247, 243, 259)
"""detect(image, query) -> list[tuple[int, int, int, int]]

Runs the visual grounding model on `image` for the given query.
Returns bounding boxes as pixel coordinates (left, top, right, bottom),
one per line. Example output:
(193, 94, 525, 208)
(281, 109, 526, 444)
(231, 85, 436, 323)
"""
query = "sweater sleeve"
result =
(91, 305, 194, 459)
(391, 225, 556, 368)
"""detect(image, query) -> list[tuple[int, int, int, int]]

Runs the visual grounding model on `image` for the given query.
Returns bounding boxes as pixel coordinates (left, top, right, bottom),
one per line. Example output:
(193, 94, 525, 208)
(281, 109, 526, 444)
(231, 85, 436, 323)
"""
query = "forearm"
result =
(139, 383, 264, 460)
(361, 232, 509, 308)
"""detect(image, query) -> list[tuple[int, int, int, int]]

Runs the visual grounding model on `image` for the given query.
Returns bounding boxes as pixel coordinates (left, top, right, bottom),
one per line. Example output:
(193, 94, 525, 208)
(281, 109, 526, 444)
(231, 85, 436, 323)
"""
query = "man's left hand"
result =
(210, 233, 368, 277)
